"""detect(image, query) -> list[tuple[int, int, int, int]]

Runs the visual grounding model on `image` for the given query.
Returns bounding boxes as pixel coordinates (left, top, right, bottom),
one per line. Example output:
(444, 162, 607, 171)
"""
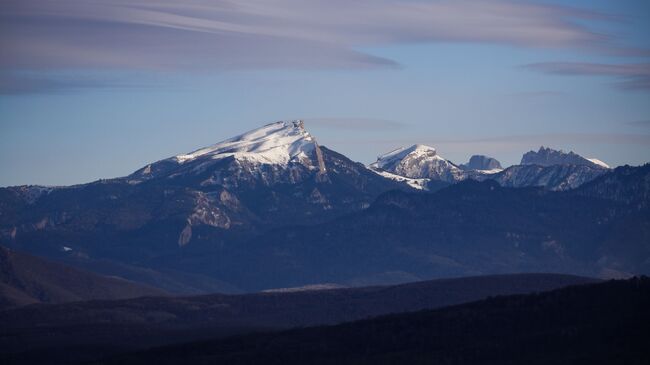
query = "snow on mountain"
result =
(174, 120, 323, 169)
(587, 158, 610, 169)
(369, 144, 464, 183)
(485, 164, 607, 191)
(370, 168, 430, 190)
(129, 123, 609, 193)
(130, 120, 328, 184)
(369, 144, 609, 191)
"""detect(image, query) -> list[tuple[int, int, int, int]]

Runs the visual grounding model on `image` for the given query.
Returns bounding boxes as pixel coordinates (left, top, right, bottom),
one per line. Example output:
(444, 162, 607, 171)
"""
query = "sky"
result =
(1, 0, 649, 186)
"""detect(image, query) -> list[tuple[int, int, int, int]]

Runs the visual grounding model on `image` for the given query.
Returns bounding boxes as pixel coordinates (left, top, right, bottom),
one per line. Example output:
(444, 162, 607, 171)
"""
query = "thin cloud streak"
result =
(523, 62, 650, 91)
(626, 120, 650, 128)
(0, 72, 158, 95)
(327, 133, 650, 147)
(506, 90, 565, 99)
(306, 118, 407, 131)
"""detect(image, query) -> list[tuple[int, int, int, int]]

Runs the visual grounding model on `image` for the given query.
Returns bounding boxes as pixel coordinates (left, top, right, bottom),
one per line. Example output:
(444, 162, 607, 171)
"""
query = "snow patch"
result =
(370, 168, 429, 190)
(587, 158, 610, 169)
(475, 168, 503, 174)
(263, 283, 345, 293)
(174, 120, 318, 167)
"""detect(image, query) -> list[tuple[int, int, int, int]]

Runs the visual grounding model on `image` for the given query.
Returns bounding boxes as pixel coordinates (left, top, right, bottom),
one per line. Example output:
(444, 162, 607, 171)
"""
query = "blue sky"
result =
(1, 0, 649, 186)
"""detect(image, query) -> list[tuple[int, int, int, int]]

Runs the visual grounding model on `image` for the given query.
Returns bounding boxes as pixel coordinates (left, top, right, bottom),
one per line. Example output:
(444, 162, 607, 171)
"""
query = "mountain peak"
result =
(460, 155, 503, 172)
(174, 120, 318, 166)
(521, 146, 609, 169)
(129, 120, 329, 183)
(372, 144, 438, 170)
(370, 144, 463, 182)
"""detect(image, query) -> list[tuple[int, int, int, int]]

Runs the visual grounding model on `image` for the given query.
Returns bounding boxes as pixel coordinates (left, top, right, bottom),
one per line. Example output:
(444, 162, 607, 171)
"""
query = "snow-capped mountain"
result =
(130, 120, 327, 186)
(0, 120, 411, 293)
(175, 121, 318, 165)
(369, 144, 464, 183)
(1, 119, 638, 294)
(369, 143, 611, 191)
(121, 120, 414, 230)
(469, 146, 611, 190)
(521, 146, 610, 169)
(369, 146, 505, 190)
(484, 164, 607, 191)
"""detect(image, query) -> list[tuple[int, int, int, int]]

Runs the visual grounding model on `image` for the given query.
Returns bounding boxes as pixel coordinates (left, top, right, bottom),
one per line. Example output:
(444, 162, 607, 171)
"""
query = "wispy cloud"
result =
(506, 90, 565, 99)
(523, 62, 650, 91)
(306, 118, 407, 130)
(1, 0, 644, 94)
(0, 72, 155, 95)
(441, 133, 650, 146)
(626, 120, 650, 128)
(327, 133, 650, 148)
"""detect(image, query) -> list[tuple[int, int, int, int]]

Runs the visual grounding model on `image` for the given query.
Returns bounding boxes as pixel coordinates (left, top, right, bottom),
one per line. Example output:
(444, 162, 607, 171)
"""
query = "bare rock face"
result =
(521, 146, 608, 168)
(460, 155, 502, 171)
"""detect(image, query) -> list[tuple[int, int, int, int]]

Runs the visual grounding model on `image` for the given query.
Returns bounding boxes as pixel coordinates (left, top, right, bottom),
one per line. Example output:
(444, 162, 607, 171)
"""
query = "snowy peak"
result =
(372, 144, 439, 171)
(175, 120, 320, 167)
(521, 146, 609, 169)
(129, 120, 329, 184)
(370, 144, 463, 182)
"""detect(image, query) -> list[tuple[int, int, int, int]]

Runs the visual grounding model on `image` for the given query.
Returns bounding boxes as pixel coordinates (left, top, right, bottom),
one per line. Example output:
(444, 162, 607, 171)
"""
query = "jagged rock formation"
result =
(522, 146, 610, 168)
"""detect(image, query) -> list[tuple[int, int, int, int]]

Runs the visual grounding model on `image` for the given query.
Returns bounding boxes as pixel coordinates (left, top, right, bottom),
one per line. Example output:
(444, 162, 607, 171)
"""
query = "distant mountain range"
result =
(0, 120, 646, 293)
(207, 165, 649, 291)
(369, 144, 610, 191)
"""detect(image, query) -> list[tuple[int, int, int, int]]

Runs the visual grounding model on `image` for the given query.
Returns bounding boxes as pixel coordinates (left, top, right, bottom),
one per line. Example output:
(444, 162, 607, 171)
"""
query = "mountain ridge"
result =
(0, 121, 644, 293)
(0, 273, 598, 364)
(0, 245, 165, 309)
(100, 277, 648, 365)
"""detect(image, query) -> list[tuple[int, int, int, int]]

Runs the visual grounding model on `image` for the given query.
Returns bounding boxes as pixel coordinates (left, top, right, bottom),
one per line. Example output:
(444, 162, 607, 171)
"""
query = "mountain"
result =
(479, 146, 611, 190)
(102, 277, 649, 365)
(0, 121, 643, 293)
(369, 144, 464, 183)
(0, 121, 408, 293)
(460, 154, 503, 172)
(0, 274, 597, 364)
(128, 120, 326, 185)
(522, 146, 610, 168)
(482, 163, 608, 191)
(370, 144, 608, 191)
(573, 163, 650, 206)
(0, 246, 164, 309)
(203, 165, 649, 291)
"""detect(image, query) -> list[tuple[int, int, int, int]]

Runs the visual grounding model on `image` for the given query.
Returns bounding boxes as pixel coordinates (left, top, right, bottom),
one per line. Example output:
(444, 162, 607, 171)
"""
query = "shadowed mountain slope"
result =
(0, 246, 165, 309)
(101, 277, 650, 365)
